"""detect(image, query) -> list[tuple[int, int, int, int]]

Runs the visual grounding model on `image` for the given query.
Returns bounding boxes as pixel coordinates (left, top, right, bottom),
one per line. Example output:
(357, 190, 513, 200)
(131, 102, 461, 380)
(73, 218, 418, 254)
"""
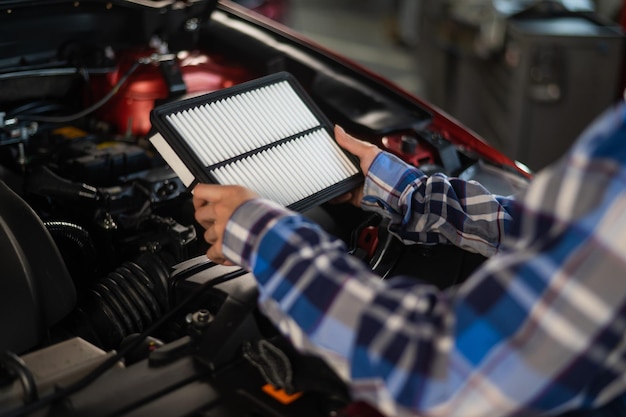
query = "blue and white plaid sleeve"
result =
(361, 151, 516, 256)
(222, 102, 626, 417)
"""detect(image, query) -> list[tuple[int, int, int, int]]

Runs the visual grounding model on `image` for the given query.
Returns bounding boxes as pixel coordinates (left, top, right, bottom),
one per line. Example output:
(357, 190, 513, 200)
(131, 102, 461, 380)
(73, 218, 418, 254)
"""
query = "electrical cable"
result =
(4, 267, 249, 417)
(16, 61, 141, 124)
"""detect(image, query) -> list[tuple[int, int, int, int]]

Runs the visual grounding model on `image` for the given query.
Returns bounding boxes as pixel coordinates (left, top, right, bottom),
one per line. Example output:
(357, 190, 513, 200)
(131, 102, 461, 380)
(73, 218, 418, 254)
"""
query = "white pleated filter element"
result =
(164, 80, 359, 207)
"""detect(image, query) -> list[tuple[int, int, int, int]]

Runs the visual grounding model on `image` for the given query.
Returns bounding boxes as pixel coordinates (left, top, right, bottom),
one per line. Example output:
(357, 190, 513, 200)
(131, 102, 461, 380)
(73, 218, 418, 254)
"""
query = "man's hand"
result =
(193, 184, 259, 265)
(332, 125, 381, 207)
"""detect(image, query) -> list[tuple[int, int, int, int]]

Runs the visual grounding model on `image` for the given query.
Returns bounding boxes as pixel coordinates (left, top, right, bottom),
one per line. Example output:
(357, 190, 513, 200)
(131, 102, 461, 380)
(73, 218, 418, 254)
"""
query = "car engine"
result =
(0, 20, 394, 415)
(0, 38, 258, 345)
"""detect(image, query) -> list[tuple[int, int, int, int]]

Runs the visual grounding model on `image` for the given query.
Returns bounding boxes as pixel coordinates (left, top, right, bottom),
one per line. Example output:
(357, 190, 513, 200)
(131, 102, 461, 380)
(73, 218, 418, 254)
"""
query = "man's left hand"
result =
(193, 184, 259, 264)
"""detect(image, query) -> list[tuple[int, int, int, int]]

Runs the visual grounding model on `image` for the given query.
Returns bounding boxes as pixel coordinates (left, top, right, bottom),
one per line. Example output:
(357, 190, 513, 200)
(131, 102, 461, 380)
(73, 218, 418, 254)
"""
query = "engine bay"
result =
(0, 1, 529, 415)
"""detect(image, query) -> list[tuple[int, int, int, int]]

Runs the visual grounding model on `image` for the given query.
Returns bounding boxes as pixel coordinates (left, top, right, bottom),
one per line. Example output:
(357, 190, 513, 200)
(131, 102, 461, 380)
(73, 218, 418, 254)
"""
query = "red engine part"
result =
(357, 225, 379, 259)
(381, 133, 436, 167)
(91, 49, 254, 137)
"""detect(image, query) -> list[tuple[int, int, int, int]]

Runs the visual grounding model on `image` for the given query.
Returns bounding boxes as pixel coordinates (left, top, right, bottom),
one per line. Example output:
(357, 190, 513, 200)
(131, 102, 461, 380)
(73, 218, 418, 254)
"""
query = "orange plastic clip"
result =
(261, 384, 303, 404)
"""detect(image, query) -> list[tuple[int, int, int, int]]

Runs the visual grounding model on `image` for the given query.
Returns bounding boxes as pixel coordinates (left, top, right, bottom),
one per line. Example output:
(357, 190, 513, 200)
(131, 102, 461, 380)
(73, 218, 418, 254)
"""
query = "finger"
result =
(192, 184, 211, 210)
(194, 204, 216, 229)
(328, 191, 353, 205)
(206, 240, 235, 266)
(192, 196, 206, 211)
(206, 243, 227, 265)
(192, 183, 226, 205)
(204, 227, 219, 245)
(350, 188, 364, 207)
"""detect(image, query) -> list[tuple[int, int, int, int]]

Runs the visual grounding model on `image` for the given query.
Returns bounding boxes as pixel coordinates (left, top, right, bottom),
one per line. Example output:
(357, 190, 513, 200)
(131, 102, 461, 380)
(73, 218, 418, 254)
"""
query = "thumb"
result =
(335, 125, 368, 155)
(334, 125, 381, 174)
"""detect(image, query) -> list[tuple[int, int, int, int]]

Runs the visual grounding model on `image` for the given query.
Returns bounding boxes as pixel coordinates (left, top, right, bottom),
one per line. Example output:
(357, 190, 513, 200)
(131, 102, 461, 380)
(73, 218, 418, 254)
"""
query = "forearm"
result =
(222, 199, 382, 352)
(362, 152, 515, 256)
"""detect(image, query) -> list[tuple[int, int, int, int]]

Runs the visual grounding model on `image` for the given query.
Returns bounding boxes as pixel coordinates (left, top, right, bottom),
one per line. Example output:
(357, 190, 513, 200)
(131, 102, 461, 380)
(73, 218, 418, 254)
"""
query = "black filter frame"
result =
(150, 71, 363, 212)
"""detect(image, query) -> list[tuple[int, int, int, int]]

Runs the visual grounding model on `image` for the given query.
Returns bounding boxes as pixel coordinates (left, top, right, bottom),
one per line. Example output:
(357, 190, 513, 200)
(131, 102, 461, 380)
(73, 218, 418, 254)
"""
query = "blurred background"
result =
(285, 0, 424, 97)
(234, 0, 625, 171)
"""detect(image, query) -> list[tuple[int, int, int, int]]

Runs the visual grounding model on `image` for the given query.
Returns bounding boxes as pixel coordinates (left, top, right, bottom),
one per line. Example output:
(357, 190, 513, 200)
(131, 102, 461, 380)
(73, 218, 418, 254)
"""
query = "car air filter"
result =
(150, 72, 362, 212)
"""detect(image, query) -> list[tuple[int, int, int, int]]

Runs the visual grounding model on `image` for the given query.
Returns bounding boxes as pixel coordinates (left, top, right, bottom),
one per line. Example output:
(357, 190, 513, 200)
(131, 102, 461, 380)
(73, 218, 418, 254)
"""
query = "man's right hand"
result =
(333, 125, 381, 207)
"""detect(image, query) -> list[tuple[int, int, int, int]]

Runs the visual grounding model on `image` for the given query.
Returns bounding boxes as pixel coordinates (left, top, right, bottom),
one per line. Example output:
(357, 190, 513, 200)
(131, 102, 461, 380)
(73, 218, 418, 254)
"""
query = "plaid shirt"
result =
(222, 102, 626, 417)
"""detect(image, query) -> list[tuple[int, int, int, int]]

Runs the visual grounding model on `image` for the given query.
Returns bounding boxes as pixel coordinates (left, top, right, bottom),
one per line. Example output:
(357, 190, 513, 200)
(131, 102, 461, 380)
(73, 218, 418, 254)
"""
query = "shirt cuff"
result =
(362, 152, 426, 218)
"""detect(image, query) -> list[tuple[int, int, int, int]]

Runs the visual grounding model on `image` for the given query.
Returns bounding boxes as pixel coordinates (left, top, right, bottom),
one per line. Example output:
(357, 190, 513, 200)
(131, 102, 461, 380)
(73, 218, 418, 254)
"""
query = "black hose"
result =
(44, 221, 99, 286)
(4, 267, 248, 417)
(0, 351, 38, 405)
(44, 221, 96, 259)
